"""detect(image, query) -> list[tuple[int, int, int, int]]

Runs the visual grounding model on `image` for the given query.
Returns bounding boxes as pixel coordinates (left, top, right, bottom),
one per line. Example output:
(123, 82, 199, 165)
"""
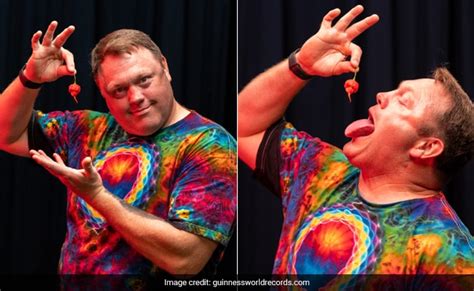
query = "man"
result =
(239, 4, 473, 276)
(0, 21, 236, 275)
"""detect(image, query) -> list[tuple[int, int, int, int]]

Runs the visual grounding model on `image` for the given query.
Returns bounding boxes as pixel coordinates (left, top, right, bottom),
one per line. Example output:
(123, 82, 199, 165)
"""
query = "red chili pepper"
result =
(68, 76, 80, 103)
(344, 69, 359, 102)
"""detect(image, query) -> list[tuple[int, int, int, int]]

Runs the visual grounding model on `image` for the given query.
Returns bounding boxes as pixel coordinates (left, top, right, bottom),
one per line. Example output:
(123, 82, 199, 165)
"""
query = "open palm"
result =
(30, 149, 103, 202)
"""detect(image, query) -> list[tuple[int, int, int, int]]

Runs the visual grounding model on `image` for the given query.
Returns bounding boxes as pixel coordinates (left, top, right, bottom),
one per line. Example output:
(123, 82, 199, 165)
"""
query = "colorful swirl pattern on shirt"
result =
(291, 202, 382, 274)
(34, 110, 236, 274)
(79, 141, 159, 230)
(264, 122, 473, 275)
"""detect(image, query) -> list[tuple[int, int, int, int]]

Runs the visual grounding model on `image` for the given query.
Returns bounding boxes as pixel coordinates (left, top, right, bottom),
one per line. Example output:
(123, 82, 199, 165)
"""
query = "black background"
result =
(0, 0, 236, 274)
(1, 0, 473, 277)
(238, 0, 474, 274)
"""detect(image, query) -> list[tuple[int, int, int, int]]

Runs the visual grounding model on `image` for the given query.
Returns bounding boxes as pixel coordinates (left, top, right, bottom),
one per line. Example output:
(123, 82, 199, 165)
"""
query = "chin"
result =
(342, 142, 362, 167)
(342, 141, 353, 157)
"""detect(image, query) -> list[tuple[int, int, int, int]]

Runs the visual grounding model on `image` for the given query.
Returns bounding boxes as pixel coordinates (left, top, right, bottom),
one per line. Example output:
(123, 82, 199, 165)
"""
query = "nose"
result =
(376, 92, 388, 109)
(128, 86, 144, 105)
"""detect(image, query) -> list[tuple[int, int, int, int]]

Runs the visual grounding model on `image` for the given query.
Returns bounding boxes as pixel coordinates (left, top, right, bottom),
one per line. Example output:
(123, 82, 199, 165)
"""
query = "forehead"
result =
(100, 47, 158, 70)
(97, 48, 160, 85)
(398, 78, 434, 91)
(401, 78, 448, 103)
(401, 78, 452, 121)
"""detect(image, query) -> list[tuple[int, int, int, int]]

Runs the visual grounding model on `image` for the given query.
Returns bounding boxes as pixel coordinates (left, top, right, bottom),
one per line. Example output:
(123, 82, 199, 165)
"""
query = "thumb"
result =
(61, 48, 77, 75)
(81, 157, 97, 176)
(332, 61, 356, 76)
(56, 64, 75, 78)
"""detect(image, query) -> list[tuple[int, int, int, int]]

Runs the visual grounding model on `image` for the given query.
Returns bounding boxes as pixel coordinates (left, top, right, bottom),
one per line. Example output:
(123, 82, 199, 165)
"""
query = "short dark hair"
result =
(91, 29, 162, 78)
(430, 67, 474, 181)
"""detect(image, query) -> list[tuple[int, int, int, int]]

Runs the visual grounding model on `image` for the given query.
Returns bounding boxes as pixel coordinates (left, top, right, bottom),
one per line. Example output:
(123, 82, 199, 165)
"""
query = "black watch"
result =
(18, 64, 43, 89)
(288, 48, 315, 80)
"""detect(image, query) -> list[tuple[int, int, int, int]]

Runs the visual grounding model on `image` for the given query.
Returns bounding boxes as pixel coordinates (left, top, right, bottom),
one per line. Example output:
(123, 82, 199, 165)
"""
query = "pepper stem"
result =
(353, 67, 359, 80)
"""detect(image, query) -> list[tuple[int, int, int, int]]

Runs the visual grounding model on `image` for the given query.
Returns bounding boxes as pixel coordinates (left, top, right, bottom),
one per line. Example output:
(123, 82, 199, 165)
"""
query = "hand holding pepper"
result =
(24, 21, 76, 84)
(296, 5, 379, 77)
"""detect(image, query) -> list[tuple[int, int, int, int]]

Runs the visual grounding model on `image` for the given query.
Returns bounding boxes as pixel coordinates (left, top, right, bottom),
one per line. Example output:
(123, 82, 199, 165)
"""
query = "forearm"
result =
(239, 6, 380, 138)
(2, 21, 76, 148)
(238, 58, 308, 137)
(87, 187, 216, 275)
(0, 76, 38, 146)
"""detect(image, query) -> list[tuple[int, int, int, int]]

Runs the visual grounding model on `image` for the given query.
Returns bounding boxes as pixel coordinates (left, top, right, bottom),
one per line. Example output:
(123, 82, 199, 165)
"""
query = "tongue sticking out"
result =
(345, 119, 375, 138)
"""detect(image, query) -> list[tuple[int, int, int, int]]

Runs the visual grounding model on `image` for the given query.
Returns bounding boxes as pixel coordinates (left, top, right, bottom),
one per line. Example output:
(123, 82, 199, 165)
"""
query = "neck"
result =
(164, 100, 190, 127)
(358, 170, 440, 204)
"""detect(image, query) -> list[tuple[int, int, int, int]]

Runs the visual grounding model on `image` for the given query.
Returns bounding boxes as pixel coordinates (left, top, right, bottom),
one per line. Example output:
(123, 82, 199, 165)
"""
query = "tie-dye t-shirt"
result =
(255, 120, 473, 275)
(28, 110, 236, 274)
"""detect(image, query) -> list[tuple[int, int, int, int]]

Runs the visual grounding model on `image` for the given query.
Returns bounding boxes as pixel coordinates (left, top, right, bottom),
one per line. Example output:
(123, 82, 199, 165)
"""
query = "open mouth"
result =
(344, 110, 375, 139)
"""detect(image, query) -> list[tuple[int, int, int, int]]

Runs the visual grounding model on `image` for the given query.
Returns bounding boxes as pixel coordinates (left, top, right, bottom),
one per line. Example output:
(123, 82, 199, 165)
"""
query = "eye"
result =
(112, 87, 127, 99)
(398, 93, 412, 107)
(398, 95, 406, 104)
(139, 76, 152, 85)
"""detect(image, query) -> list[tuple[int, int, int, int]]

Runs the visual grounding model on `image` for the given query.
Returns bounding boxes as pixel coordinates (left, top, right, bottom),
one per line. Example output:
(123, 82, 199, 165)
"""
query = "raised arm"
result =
(238, 5, 379, 169)
(0, 21, 76, 157)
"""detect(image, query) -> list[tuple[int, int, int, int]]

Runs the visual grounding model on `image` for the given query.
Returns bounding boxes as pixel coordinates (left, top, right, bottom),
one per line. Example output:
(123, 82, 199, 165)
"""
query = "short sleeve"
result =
(167, 127, 236, 246)
(255, 120, 353, 207)
(28, 110, 72, 159)
(254, 119, 286, 196)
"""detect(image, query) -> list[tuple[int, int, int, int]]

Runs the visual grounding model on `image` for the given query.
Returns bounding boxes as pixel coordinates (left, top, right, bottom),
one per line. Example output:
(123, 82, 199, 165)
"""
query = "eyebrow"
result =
(397, 81, 415, 92)
(105, 71, 154, 92)
(106, 82, 125, 93)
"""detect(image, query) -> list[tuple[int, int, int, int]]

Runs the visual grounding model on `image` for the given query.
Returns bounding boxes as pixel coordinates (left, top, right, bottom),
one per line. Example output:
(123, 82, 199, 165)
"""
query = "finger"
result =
(32, 151, 67, 175)
(332, 61, 357, 76)
(30, 150, 51, 167)
(38, 149, 52, 159)
(334, 5, 364, 31)
(52, 25, 75, 48)
(34, 149, 56, 164)
(31, 31, 43, 51)
(81, 157, 97, 177)
(53, 153, 66, 166)
(347, 43, 362, 69)
(32, 156, 61, 177)
(42, 21, 58, 47)
(58, 49, 76, 75)
(29, 149, 42, 161)
(346, 14, 380, 40)
(320, 8, 341, 29)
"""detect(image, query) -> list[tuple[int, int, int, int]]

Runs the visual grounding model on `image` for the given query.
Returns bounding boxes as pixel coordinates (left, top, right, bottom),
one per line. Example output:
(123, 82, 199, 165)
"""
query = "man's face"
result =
(342, 78, 448, 173)
(97, 47, 175, 136)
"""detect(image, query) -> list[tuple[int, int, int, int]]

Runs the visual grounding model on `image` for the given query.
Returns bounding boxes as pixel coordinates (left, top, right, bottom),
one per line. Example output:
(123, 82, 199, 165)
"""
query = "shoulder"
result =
(170, 111, 236, 149)
(36, 109, 110, 124)
(412, 195, 473, 254)
(278, 121, 353, 172)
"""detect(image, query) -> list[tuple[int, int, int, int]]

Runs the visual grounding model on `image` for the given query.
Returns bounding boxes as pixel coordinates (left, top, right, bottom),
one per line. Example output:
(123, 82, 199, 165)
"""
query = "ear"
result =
(160, 56, 172, 82)
(409, 137, 444, 160)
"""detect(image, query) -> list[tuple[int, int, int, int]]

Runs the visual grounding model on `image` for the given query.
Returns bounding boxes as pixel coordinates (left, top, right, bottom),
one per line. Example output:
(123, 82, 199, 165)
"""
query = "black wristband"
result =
(288, 48, 315, 80)
(18, 65, 43, 89)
